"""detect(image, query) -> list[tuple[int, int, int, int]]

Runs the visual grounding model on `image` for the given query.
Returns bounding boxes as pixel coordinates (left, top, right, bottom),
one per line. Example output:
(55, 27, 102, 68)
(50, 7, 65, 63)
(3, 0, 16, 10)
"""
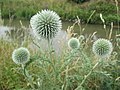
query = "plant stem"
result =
(75, 60, 101, 90)
(64, 66, 69, 90)
(115, 0, 119, 34)
(21, 64, 35, 89)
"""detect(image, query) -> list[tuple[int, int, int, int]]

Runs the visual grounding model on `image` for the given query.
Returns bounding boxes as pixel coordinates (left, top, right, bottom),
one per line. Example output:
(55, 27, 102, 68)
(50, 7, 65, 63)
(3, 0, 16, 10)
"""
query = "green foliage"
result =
(104, 14, 120, 24)
(0, 16, 119, 90)
(0, 24, 119, 90)
(0, 39, 28, 89)
(1, 0, 120, 24)
(88, 0, 120, 24)
(102, 60, 120, 90)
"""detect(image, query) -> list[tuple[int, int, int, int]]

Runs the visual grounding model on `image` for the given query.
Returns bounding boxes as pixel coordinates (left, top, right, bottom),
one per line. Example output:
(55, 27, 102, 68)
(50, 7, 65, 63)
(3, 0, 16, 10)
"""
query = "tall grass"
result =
(0, 39, 27, 89)
(115, 0, 120, 34)
(0, 9, 3, 25)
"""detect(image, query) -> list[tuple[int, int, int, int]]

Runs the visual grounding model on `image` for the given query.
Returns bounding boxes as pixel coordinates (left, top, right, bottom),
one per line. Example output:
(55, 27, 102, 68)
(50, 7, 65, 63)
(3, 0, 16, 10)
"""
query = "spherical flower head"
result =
(79, 35, 85, 41)
(92, 38, 113, 58)
(68, 38, 80, 49)
(30, 10, 62, 40)
(12, 47, 30, 64)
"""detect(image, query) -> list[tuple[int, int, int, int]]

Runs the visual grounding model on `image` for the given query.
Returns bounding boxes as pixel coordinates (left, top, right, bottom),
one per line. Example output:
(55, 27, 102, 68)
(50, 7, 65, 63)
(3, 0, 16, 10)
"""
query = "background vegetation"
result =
(0, 0, 120, 24)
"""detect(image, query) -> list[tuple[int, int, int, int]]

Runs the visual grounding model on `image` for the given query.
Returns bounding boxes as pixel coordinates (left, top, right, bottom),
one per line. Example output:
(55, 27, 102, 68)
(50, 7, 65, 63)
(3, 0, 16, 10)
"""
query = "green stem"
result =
(64, 66, 69, 90)
(21, 64, 35, 89)
(75, 59, 101, 90)
(115, 0, 119, 34)
(47, 39, 58, 83)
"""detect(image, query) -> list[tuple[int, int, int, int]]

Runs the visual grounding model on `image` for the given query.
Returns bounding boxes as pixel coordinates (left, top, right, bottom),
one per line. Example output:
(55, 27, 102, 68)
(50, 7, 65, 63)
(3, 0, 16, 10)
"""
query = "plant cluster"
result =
(8, 10, 120, 90)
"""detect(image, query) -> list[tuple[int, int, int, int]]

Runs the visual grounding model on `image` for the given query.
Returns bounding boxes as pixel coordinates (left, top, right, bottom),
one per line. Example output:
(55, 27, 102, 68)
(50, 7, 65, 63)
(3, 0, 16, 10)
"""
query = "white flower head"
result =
(30, 10, 62, 40)
(68, 38, 80, 49)
(92, 38, 113, 58)
(12, 47, 30, 64)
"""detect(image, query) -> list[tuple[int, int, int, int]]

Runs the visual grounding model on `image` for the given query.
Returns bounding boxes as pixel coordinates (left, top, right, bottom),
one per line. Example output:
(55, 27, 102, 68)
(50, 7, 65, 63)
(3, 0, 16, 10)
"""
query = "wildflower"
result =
(12, 47, 30, 64)
(92, 38, 113, 58)
(30, 10, 62, 40)
(79, 35, 85, 42)
(68, 38, 80, 49)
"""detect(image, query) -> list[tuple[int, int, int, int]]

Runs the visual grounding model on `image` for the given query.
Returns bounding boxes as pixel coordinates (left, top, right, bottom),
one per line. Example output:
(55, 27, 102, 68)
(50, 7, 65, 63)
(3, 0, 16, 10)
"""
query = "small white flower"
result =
(79, 35, 85, 42)
(68, 38, 80, 49)
(12, 47, 30, 64)
(92, 38, 113, 58)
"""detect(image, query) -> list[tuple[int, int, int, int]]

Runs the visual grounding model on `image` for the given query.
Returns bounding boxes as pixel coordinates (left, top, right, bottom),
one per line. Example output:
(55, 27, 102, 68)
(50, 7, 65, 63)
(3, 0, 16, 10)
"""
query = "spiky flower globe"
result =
(30, 10, 62, 40)
(79, 35, 85, 42)
(12, 47, 30, 64)
(92, 38, 113, 58)
(68, 38, 80, 49)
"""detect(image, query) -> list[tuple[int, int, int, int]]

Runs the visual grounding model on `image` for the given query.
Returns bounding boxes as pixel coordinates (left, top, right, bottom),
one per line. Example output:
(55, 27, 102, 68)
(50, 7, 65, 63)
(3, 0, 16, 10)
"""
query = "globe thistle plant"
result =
(92, 38, 113, 58)
(79, 35, 85, 42)
(30, 10, 62, 40)
(68, 38, 80, 49)
(12, 47, 30, 64)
